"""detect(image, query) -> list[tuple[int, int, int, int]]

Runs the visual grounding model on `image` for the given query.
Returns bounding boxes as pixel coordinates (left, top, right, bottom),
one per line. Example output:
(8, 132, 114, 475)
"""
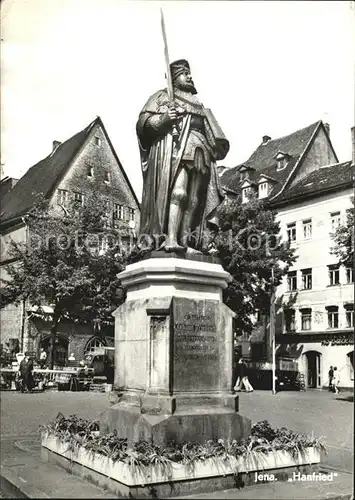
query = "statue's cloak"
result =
(136, 88, 229, 246)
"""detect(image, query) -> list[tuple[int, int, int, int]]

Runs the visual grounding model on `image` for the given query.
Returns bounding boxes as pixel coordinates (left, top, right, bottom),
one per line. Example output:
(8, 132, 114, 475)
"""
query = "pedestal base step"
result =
(100, 403, 252, 447)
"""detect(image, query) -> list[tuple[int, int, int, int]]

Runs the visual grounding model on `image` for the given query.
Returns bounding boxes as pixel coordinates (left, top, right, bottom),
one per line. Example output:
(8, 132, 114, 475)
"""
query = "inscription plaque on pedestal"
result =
(173, 298, 219, 392)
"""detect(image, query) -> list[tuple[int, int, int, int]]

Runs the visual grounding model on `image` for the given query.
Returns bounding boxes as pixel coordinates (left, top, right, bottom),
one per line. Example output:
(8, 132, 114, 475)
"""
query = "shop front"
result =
(276, 331, 354, 390)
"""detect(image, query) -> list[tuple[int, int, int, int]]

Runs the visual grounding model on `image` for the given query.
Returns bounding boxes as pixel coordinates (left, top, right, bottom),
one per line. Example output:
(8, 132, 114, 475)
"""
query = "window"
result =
(286, 223, 296, 243)
(330, 211, 341, 231)
(274, 152, 291, 171)
(94, 137, 101, 147)
(239, 166, 254, 181)
(98, 235, 108, 254)
(287, 271, 297, 292)
(85, 337, 105, 354)
(302, 219, 312, 240)
(103, 200, 111, 216)
(128, 208, 135, 222)
(300, 309, 312, 330)
(285, 309, 296, 332)
(113, 203, 124, 220)
(345, 304, 354, 328)
(104, 171, 111, 183)
(242, 187, 251, 203)
(103, 201, 111, 227)
(258, 182, 268, 199)
(301, 268, 312, 290)
(73, 192, 84, 206)
(346, 267, 354, 283)
(87, 164, 94, 177)
(328, 265, 340, 286)
(277, 158, 287, 171)
(256, 310, 262, 323)
(327, 306, 339, 329)
(57, 189, 69, 206)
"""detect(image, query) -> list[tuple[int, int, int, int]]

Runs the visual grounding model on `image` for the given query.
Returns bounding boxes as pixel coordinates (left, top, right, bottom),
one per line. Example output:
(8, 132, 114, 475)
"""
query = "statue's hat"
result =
(170, 59, 190, 81)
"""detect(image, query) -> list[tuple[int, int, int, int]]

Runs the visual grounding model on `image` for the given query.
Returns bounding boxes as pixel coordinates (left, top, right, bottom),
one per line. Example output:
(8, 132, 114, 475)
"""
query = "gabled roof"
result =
(273, 161, 353, 205)
(221, 120, 338, 199)
(244, 121, 323, 171)
(0, 119, 98, 223)
(0, 117, 139, 225)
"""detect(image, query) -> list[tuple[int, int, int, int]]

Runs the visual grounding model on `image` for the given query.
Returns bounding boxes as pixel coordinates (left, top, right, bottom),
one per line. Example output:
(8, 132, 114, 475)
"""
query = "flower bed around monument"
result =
(40, 414, 325, 486)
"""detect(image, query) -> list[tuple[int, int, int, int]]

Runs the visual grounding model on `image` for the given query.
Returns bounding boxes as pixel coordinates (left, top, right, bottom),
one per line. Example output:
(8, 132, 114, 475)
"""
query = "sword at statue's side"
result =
(160, 8, 179, 141)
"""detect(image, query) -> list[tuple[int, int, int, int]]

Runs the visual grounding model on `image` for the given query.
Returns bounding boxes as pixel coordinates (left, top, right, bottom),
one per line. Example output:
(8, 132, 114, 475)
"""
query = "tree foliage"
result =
(216, 194, 296, 337)
(1, 193, 128, 368)
(330, 196, 354, 268)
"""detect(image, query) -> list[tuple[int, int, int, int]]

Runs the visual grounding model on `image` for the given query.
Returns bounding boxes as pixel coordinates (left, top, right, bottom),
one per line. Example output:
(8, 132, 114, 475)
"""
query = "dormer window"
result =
(239, 165, 255, 182)
(257, 174, 277, 198)
(258, 182, 268, 199)
(242, 187, 251, 203)
(94, 137, 102, 147)
(274, 151, 291, 171)
(241, 178, 256, 203)
(104, 171, 111, 183)
(277, 158, 287, 170)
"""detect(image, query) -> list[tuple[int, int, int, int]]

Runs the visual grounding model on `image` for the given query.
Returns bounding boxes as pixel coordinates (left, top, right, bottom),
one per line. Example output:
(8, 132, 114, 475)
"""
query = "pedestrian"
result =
(68, 353, 77, 368)
(332, 367, 340, 395)
(19, 353, 34, 393)
(234, 358, 253, 392)
(233, 358, 241, 392)
(328, 365, 334, 391)
(39, 348, 47, 369)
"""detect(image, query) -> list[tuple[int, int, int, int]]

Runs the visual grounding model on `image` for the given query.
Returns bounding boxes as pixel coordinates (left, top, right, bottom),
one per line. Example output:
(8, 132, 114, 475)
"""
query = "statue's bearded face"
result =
(174, 71, 197, 94)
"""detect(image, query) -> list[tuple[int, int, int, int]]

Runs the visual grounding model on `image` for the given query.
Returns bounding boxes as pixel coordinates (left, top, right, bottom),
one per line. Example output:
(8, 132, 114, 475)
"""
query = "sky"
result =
(1, 0, 354, 201)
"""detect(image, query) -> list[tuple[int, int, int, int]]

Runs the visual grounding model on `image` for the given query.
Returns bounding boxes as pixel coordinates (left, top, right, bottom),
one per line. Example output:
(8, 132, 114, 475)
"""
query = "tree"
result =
(1, 193, 128, 369)
(331, 197, 354, 268)
(215, 193, 296, 338)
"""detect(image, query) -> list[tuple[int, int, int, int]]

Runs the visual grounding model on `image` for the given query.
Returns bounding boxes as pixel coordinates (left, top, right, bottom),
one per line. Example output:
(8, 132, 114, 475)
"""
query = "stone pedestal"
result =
(100, 254, 251, 446)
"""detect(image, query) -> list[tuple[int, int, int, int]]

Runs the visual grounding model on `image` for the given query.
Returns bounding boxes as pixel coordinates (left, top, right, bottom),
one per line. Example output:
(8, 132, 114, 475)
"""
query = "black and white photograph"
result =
(0, 0, 353, 498)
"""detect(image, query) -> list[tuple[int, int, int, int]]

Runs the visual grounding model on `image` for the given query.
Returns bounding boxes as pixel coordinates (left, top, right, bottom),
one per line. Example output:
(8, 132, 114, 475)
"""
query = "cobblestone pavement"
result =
(1, 389, 353, 471)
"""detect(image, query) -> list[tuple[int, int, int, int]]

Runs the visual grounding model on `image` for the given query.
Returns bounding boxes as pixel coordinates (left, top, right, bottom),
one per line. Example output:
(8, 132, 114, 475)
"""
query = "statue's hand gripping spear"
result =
(160, 9, 179, 142)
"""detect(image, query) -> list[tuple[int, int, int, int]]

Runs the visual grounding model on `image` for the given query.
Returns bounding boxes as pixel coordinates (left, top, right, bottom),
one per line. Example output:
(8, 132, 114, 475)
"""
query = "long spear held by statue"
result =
(160, 8, 179, 141)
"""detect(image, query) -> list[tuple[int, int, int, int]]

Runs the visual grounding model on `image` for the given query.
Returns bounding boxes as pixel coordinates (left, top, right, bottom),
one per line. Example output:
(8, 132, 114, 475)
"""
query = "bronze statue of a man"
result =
(136, 59, 229, 253)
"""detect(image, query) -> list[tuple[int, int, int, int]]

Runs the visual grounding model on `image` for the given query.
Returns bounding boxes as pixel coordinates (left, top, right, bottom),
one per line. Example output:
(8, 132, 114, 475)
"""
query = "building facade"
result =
(273, 176, 353, 389)
(0, 117, 140, 363)
(221, 121, 354, 389)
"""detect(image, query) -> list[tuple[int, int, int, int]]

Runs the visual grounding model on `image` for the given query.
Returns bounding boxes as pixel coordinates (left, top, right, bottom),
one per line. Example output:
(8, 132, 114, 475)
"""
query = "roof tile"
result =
(221, 121, 325, 198)
(274, 161, 353, 203)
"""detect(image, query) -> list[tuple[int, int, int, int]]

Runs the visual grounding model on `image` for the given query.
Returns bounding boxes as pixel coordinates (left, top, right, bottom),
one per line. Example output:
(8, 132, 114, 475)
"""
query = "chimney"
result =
(52, 140, 61, 152)
(262, 135, 271, 145)
(324, 123, 330, 136)
(351, 126, 355, 167)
